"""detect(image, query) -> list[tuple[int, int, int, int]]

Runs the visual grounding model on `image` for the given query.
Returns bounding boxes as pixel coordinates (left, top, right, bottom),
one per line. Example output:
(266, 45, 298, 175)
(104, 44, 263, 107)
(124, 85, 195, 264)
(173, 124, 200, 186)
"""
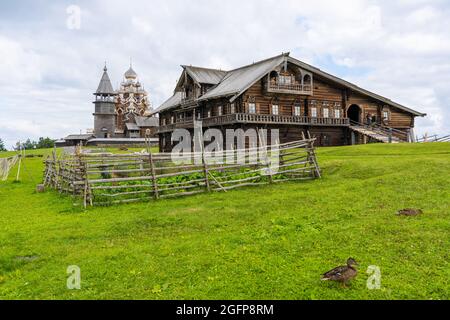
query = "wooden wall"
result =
(347, 92, 414, 128)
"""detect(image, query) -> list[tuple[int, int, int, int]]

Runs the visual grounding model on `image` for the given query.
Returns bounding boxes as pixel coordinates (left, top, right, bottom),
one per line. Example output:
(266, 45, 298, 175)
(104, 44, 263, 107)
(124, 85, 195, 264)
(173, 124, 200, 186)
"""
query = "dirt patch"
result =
(397, 209, 423, 216)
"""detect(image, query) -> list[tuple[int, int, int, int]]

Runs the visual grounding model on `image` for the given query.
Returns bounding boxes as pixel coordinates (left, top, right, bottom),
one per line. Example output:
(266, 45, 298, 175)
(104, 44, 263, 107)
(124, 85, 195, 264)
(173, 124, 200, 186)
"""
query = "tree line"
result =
(0, 137, 55, 152)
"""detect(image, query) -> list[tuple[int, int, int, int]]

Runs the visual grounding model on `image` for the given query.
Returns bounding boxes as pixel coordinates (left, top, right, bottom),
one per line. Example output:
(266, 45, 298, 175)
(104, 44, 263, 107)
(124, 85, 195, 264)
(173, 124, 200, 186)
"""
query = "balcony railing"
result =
(157, 113, 350, 133)
(180, 97, 197, 106)
(265, 82, 313, 95)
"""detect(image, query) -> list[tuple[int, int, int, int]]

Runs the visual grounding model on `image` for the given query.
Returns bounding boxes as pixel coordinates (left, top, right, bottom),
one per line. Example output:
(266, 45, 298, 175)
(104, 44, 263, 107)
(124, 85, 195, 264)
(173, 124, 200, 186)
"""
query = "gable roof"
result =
(153, 91, 183, 114)
(286, 56, 426, 117)
(156, 53, 425, 117)
(183, 66, 227, 85)
(198, 53, 287, 102)
(135, 116, 159, 127)
(125, 123, 140, 131)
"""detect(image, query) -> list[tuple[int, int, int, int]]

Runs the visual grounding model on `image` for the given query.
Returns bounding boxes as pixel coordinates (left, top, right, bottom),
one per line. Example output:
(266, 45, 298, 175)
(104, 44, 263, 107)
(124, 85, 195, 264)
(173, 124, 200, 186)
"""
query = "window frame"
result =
(248, 103, 256, 114)
(323, 108, 329, 118)
(311, 107, 317, 118)
(293, 105, 301, 117)
(272, 104, 279, 115)
(335, 109, 341, 119)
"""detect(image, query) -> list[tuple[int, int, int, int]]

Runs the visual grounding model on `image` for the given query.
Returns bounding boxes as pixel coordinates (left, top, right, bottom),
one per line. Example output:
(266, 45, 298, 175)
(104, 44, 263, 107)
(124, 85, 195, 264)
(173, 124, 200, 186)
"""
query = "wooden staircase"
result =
(349, 121, 406, 143)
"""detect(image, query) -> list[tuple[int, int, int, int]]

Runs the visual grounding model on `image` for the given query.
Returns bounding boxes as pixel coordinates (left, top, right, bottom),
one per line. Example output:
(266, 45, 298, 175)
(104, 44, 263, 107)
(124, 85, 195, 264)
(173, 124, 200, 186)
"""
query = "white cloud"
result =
(0, 0, 449, 148)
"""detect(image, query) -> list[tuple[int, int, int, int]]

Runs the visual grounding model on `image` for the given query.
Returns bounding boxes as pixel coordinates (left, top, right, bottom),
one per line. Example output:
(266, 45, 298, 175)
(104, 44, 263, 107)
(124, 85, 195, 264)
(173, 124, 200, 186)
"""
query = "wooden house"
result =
(154, 53, 426, 151)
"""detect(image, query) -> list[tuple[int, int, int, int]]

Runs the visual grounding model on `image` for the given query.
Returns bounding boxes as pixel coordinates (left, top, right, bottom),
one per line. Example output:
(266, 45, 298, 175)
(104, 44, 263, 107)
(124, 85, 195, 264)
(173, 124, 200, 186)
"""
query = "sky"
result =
(0, 0, 449, 148)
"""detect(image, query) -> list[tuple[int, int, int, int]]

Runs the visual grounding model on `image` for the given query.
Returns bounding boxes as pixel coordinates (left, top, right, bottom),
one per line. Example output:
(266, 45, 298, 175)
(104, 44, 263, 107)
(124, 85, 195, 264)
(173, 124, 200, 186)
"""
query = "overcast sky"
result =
(0, 0, 449, 148)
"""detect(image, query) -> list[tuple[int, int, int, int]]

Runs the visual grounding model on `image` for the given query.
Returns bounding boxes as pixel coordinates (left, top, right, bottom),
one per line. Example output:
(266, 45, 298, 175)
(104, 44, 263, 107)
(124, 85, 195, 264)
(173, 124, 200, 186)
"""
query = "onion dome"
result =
(124, 66, 138, 79)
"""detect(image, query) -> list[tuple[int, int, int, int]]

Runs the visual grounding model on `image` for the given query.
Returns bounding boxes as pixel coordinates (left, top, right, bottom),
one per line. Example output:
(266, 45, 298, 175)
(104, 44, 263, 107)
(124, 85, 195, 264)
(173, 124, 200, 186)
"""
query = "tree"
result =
(36, 137, 55, 149)
(0, 138, 6, 152)
(14, 137, 55, 150)
(23, 139, 36, 150)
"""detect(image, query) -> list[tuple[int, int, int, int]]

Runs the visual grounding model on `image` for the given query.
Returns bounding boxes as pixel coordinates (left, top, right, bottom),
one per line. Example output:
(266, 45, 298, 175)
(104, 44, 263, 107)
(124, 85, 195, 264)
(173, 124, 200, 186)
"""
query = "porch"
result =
(157, 113, 350, 133)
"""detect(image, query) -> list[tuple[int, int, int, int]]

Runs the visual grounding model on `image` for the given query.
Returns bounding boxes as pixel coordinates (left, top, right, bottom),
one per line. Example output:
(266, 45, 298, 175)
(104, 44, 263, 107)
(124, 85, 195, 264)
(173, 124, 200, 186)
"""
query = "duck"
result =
(321, 258, 359, 287)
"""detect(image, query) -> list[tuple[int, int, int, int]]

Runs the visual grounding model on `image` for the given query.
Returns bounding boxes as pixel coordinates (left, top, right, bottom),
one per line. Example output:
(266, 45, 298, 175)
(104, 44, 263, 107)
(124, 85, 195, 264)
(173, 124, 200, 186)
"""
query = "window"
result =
(248, 103, 256, 114)
(272, 105, 279, 115)
(162, 118, 166, 126)
(230, 103, 235, 114)
(311, 107, 317, 117)
(383, 111, 389, 120)
(303, 74, 312, 84)
(197, 112, 201, 120)
(170, 116, 174, 124)
(335, 109, 341, 119)
(293, 105, 301, 116)
(323, 108, 329, 118)
(207, 110, 211, 118)
(217, 106, 222, 116)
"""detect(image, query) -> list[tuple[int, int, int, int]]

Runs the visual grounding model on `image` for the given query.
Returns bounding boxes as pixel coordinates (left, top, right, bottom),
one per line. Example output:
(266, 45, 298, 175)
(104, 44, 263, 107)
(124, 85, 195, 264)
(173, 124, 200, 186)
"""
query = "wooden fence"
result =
(43, 139, 321, 207)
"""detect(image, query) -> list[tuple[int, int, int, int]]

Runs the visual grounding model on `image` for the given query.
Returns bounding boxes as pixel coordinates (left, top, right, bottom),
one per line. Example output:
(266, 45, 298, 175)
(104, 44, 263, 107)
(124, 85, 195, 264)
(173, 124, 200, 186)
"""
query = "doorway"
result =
(347, 104, 361, 124)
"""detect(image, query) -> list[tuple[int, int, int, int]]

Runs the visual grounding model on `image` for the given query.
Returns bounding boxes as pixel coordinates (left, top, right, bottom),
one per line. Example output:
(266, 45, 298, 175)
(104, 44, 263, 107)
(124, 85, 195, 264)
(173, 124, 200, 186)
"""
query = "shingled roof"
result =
(156, 53, 425, 117)
(183, 66, 227, 85)
(199, 53, 287, 102)
(95, 66, 115, 95)
(135, 116, 159, 127)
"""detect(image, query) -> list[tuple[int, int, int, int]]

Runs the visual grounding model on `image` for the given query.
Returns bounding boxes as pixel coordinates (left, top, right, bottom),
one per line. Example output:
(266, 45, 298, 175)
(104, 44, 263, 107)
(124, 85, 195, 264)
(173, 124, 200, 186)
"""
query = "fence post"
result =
(388, 128, 393, 143)
(202, 149, 211, 192)
(258, 128, 273, 184)
(307, 139, 321, 179)
(149, 151, 159, 199)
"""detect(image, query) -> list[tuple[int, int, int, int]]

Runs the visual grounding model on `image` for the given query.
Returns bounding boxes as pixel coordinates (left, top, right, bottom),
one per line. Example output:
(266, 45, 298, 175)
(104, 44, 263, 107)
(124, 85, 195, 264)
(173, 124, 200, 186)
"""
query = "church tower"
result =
(93, 65, 117, 138)
(115, 63, 151, 134)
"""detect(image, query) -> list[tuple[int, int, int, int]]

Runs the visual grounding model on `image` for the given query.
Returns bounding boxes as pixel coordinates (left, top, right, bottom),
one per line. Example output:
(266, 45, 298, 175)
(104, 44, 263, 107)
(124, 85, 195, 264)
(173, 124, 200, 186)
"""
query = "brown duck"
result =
(321, 258, 359, 287)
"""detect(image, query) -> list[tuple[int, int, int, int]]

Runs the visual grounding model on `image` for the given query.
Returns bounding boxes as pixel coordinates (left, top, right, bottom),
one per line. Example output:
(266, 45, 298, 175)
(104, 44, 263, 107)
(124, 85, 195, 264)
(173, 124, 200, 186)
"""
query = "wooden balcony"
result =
(157, 113, 350, 133)
(265, 82, 313, 95)
(180, 97, 197, 106)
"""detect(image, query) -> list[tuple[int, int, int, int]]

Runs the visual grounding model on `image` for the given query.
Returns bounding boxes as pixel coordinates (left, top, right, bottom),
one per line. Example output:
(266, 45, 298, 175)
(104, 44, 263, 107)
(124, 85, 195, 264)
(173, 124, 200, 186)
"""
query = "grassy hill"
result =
(0, 143, 449, 299)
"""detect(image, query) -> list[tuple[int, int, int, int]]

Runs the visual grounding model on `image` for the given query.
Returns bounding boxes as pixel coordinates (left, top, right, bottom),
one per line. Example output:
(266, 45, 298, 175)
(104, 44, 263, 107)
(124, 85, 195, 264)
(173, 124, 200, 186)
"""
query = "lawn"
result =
(0, 143, 449, 300)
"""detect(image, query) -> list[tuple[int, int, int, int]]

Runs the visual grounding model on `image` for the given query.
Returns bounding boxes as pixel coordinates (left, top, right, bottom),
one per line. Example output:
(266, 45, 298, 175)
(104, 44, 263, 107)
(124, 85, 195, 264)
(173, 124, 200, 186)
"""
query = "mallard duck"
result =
(321, 258, 359, 287)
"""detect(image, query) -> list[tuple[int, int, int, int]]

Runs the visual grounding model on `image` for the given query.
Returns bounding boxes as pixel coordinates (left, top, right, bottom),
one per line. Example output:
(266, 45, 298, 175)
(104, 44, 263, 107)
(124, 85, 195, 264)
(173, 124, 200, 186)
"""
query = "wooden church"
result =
(154, 53, 426, 151)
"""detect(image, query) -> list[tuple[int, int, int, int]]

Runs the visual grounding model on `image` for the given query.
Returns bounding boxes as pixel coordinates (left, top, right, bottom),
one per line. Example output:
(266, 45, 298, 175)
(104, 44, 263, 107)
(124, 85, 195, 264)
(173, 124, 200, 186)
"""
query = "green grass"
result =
(0, 143, 449, 300)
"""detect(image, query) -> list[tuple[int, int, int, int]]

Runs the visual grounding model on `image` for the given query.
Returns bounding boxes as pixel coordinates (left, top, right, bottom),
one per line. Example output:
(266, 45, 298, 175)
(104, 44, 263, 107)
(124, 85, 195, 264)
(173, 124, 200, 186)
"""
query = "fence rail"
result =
(43, 139, 321, 207)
